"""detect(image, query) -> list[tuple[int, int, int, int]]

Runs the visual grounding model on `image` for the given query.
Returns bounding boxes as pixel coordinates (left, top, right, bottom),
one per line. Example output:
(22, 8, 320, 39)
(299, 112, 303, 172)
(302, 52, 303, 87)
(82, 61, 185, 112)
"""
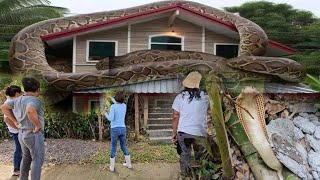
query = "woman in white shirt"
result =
(172, 71, 210, 179)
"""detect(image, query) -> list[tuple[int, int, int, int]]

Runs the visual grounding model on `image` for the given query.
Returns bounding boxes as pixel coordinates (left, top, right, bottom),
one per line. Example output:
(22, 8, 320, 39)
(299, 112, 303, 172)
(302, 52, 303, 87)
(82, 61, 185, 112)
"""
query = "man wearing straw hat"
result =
(172, 71, 210, 179)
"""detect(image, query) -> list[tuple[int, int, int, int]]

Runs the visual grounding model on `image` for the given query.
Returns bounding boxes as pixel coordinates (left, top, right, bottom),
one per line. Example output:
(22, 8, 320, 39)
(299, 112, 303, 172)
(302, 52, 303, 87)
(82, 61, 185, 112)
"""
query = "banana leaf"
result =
(205, 75, 234, 179)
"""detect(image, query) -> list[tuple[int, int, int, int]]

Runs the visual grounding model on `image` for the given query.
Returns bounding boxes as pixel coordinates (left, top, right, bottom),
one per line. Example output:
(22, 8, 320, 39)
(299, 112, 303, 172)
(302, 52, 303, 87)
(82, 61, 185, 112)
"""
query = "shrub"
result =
(0, 109, 110, 140)
(44, 108, 110, 139)
(0, 115, 10, 139)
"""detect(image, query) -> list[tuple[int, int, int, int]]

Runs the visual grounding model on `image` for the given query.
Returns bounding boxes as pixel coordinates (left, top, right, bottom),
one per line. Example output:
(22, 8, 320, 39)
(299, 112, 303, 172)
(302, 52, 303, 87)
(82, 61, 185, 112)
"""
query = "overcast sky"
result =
(49, 0, 320, 17)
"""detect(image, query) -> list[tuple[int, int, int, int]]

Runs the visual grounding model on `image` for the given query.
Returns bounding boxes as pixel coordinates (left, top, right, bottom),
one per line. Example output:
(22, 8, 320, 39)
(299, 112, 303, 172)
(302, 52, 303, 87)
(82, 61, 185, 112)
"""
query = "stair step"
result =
(149, 104, 173, 108)
(147, 124, 172, 130)
(148, 119, 172, 124)
(149, 108, 172, 113)
(148, 113, 172, 118)
(149, 136, 172, 144)
(148, 117, 172, 120)
(147, 129, 172, 137)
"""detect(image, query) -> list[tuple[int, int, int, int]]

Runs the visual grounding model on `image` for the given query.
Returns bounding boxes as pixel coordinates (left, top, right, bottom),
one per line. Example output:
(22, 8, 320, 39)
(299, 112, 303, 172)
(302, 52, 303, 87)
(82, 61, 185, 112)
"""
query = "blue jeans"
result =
(110, 127, 129, 158)
(10, 132, 22, 172)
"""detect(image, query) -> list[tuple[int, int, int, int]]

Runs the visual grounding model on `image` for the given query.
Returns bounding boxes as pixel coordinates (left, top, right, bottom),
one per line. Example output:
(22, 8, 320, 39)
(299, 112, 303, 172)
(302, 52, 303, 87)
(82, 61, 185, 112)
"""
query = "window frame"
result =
(213, 43, 239, 58)
(88, 99, 100, 113)
(86, 40, 118, 63)
(148, 34, 184, 51)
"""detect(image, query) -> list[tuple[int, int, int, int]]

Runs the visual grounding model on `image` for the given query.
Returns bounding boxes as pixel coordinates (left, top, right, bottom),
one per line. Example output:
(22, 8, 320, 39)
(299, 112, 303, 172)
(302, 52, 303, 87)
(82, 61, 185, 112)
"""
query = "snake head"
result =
(241, 86, 259, 94)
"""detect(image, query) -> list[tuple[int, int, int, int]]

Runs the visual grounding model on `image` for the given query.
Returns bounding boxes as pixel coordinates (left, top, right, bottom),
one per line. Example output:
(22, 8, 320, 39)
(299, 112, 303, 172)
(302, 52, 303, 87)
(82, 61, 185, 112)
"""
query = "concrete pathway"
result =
(0, 163, 179, 180)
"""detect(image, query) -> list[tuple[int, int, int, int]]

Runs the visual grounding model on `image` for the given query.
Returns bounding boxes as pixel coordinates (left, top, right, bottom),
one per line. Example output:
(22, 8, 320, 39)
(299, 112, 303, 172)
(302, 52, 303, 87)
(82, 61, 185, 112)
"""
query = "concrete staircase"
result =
(147, 97, 174, 144)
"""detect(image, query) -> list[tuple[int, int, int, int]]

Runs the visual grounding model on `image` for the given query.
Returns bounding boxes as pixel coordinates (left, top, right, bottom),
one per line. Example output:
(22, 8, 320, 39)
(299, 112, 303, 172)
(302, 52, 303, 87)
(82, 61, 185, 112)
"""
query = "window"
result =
(149, 35, 183, 50)
(88, 100, 100, 113)
(86, 40, 117, 62)
(214, 44, 239, 59)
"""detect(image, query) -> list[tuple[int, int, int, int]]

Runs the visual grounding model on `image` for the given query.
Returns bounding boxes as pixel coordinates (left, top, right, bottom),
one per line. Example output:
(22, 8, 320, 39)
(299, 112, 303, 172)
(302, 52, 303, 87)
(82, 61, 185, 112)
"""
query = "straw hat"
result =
(182, 71, 202, 89)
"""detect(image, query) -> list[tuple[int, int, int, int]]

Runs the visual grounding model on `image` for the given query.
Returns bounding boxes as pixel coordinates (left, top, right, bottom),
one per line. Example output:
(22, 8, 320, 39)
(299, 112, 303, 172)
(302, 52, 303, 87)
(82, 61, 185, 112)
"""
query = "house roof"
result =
(74, 78, 317, 94)
(42, 3, 296, 55)
(74, 78, 182, 94)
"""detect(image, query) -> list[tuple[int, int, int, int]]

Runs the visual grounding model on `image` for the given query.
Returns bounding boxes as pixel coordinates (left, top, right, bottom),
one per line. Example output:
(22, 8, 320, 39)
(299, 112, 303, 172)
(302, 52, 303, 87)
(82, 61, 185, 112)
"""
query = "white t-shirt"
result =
(172, 91, 210, 137)
(4, 99, 19, 134)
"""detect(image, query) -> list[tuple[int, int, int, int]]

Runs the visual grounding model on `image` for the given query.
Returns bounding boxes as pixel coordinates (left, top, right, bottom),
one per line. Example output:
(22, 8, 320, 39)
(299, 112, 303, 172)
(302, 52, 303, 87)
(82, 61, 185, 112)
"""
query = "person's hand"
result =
(33, 126, 41, 133)
(172, 133, 177, 144)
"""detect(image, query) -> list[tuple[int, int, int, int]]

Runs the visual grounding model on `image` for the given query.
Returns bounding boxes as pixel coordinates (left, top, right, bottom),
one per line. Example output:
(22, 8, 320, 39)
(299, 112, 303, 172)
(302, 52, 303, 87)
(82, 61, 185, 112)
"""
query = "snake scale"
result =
(8, 1, 303, 178)
(9, 1, 305, 90)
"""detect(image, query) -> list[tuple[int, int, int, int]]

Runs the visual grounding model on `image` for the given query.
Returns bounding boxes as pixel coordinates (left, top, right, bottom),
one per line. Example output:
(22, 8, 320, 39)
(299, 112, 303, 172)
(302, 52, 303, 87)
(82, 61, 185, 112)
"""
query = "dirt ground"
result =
(0, 163, 179, 180)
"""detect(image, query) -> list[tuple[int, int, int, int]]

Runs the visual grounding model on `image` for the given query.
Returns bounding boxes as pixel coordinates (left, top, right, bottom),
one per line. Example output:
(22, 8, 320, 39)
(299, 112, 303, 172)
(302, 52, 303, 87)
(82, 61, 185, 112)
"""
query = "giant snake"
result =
(9, 1, 304, 179)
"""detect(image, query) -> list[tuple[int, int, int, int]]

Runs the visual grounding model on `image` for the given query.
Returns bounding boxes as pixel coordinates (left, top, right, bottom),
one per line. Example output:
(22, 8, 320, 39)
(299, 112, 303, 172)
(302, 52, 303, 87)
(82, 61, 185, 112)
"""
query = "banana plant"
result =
(205, 75, 234, 179)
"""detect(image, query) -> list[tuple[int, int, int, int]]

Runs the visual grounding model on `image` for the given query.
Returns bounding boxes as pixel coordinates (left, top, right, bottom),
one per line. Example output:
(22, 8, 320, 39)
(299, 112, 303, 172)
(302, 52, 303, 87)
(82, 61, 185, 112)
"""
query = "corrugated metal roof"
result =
(264, 83, 317, 94)
(74, 78, 183, 94)
(74, 79, 317, 94)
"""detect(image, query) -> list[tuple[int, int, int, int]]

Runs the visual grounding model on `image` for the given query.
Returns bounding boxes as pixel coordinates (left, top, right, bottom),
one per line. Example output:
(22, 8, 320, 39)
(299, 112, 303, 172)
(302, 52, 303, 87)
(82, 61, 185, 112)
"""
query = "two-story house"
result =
(39, 2, 313, 143)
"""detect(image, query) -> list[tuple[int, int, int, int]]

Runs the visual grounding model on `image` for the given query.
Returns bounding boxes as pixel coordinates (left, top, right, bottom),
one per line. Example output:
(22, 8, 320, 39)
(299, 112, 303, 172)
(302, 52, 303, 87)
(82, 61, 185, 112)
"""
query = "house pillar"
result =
(134, 93, 139, 140)
(143, 96, 148, 128)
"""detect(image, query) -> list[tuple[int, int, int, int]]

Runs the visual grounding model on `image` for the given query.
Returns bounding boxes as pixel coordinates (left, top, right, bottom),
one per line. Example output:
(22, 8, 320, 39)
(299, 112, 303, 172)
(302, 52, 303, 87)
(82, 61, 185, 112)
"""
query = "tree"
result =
(0, 0, 69, 70)
(225, 1, 320, 75)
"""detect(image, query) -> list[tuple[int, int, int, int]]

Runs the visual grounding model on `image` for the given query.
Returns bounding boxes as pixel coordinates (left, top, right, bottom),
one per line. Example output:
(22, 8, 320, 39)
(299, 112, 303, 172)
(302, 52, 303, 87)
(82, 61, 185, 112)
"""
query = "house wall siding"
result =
(205, 30, 239, 54)
(74, 17, 239, 73)
(131, 17, 202, 52)
(75, 26, 128, 72)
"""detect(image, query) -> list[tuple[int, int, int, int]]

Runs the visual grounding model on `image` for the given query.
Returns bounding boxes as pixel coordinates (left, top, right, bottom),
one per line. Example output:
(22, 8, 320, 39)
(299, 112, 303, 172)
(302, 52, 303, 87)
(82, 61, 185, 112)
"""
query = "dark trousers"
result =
(177, 132, 205, 176)
(10, 132, 22, 172)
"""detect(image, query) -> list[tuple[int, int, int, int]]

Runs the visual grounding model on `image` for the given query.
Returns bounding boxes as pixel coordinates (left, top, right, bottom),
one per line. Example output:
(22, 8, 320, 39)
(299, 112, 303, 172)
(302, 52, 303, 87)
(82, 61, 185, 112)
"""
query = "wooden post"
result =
(98, 112, 103, 141)
(143, 96, 148, 128)
(134, 93, 140, 140)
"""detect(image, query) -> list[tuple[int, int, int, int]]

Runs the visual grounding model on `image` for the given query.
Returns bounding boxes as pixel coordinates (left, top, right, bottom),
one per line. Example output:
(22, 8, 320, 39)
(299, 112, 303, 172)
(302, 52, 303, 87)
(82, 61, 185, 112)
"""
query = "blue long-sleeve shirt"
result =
(104, 98, 127, 128)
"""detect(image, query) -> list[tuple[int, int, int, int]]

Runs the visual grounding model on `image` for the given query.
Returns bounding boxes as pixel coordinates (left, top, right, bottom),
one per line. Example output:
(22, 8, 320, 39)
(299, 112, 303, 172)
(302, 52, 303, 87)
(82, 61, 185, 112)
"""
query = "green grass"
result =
(91, 141, 179, 164)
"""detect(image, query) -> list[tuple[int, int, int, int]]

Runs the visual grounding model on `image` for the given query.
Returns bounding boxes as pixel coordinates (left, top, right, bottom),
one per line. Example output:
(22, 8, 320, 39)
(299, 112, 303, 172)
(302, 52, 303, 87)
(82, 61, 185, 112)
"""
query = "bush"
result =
(0, 115, 10, 139)
(44, 108, 110, 139)
(0, 109, 110, 140)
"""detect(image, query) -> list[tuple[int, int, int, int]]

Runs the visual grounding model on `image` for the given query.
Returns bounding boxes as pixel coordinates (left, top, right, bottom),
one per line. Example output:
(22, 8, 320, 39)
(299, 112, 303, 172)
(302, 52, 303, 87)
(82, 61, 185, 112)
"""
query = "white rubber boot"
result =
(122, 155, 132, 168)
(110, 157, 115, 172)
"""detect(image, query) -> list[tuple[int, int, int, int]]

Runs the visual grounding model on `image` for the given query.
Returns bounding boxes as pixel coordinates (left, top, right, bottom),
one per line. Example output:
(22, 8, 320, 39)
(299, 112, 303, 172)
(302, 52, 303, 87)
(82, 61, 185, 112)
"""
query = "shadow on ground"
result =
(0, 163, 179, 180)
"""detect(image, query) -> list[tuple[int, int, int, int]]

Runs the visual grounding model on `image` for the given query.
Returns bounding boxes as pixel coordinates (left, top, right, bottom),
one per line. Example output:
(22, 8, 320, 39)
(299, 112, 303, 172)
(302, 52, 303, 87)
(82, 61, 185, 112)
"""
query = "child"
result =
(104, 91, 131, 172)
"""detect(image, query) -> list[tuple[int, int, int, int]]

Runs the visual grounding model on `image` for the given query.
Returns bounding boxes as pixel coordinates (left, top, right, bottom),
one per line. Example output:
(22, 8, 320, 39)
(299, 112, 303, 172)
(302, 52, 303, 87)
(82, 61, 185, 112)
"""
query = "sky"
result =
(49, 0, 320, 18)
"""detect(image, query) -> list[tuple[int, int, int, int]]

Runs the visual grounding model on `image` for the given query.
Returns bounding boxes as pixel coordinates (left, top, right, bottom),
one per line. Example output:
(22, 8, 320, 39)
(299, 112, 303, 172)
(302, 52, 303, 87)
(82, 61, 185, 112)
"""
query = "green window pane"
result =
(90, 101, 100, 113)
(151, 44, 181, 50)
(151, 36, 181, 43)
(216, 45, 239, 59)
(89, 42, 115, 61)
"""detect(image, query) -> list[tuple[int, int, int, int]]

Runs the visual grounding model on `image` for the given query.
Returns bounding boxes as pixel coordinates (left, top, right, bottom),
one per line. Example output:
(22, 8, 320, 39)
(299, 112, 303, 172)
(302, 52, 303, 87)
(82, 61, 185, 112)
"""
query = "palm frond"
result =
(0, 0, 50, 14)
(0, 5, 68, 24)
(0, 5, 69, 34)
